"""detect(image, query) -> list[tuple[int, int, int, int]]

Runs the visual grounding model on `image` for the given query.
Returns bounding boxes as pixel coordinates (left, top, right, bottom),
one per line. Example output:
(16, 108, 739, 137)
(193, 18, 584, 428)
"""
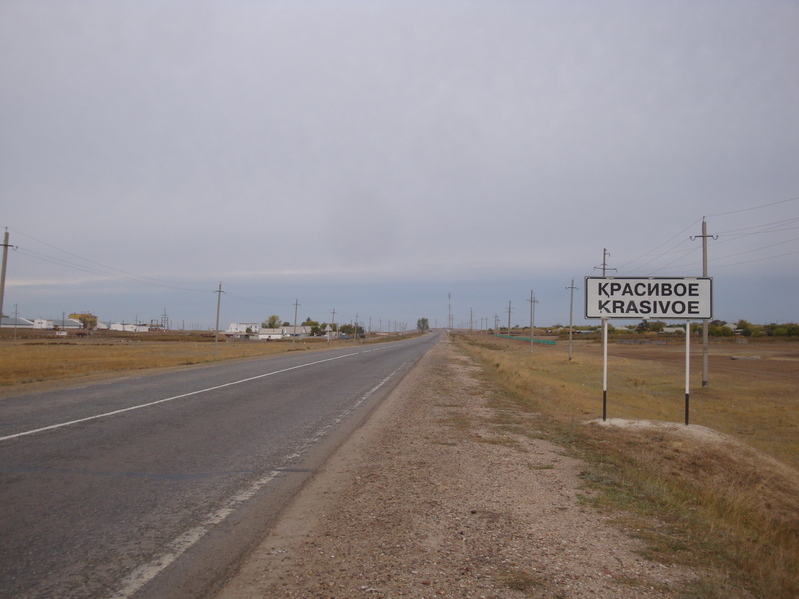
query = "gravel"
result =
(215, 337, 700, 598)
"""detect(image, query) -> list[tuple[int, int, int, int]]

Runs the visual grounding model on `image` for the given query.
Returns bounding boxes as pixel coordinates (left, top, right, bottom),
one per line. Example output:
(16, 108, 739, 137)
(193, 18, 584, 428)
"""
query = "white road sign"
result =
(585, 277, 712, 320)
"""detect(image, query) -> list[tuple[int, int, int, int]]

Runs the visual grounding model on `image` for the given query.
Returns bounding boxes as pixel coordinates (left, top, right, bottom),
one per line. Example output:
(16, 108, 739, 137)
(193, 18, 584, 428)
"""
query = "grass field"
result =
(454, 332, 799, 598)
(0, 331, 406, 396)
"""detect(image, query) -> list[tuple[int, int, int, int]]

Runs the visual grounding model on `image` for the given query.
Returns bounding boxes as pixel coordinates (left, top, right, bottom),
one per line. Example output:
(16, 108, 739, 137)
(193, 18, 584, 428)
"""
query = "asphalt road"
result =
(0, 332, 439, 599)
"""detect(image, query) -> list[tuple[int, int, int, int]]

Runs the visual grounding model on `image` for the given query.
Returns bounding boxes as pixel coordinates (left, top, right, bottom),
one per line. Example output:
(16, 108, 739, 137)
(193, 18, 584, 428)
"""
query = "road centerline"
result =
(0, 351, 362, 443)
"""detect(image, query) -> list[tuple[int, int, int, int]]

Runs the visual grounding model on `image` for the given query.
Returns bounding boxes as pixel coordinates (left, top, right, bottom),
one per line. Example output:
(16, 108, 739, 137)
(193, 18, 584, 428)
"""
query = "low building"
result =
(256, 326, 312, 340)
(33, 318, 82, 330)
(227, 323, 261, 334)
(0, 316, 34, 328)
(109, 323, 149, 333)
(258, 328, 284, 340)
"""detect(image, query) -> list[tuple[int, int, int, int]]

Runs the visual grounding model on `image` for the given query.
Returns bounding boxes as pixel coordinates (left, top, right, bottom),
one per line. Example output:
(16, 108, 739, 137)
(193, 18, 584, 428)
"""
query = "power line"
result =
(705, 195, 799, 218)
(9, 228, 211, 292)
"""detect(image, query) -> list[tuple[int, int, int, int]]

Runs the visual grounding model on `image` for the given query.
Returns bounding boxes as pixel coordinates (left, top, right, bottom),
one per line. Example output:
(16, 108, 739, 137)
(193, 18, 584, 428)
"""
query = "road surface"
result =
(0, 333, 438, 598)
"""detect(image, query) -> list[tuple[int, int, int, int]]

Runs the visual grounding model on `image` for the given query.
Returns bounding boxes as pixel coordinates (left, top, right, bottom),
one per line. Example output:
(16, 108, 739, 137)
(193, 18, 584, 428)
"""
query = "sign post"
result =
(585, 277, 712, 424)
(602, 318, 608, 421)
(685, 319, 691, 425)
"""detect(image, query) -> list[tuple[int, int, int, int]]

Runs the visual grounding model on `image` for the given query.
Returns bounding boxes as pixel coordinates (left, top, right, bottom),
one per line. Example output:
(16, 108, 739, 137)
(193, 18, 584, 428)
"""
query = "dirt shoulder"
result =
(214, 336, 699, 598)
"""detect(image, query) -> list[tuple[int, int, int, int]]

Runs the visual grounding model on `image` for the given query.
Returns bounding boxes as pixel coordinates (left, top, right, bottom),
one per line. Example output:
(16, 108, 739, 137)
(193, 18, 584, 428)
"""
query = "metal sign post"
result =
(602, 318, 608, 421)
(685, 319, 691, 425)
(585, 277, 712, 425)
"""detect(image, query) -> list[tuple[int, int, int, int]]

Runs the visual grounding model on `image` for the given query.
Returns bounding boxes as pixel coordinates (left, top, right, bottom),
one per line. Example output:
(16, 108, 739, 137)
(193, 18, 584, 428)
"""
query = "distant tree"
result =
(282, 321, 291, 327)
(302, 317, 321, 335)
(417, 318, 429, 332)
(635, 320, 666, 333)
(709, 323, 734, 337)
(763, 322, 799, 337)
(262, 315, 281, 329)
(339, 323, 364, 336)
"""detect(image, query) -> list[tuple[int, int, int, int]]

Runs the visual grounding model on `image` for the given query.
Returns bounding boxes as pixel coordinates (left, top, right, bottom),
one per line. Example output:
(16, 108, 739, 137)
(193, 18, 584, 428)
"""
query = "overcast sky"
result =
(2, 1, 797, 330)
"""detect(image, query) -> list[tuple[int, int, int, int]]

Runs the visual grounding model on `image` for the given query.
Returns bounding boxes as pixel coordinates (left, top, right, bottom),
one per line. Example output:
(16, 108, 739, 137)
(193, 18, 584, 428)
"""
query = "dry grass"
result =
(454, 332, 799, 598)
(0, 332, 406, 395)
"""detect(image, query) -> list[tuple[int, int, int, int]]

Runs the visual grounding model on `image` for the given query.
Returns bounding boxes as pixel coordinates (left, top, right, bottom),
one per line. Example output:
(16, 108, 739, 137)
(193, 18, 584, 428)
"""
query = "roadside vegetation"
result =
(0, 330, 414, 392)
(453, 332, 799, 598)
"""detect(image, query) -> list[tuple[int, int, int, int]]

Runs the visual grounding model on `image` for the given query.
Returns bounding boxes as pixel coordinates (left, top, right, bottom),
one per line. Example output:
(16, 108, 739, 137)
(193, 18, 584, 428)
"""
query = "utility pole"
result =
(469, 308, 473, 334)
(527, 291, 538, 352)
(292, 299, 300, 344)
(354, 312, 359, 343)
(214, 283, 224, 356)
(566, 278, 579, 361)
(331, 309, 337, 340)
(691, 218, 717, 387)
(0, 229, 15, 325)
(506, 301, 512, 347)
(448, 292, 452, 331)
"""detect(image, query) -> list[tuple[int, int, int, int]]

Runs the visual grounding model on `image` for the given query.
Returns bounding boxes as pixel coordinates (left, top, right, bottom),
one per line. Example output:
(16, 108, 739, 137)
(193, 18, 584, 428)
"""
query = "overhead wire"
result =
(8, 227, 215, 293)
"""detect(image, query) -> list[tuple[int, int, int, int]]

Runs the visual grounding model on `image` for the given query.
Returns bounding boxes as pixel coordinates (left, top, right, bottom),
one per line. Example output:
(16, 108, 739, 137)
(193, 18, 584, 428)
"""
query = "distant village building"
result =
(255, 325, 312, 340)
(227, 323, 261, 334)
(257, 328, 284, 340)
(33, 318, 82, 330)
(109, 323, 149, 333)
(0, 316, 34, 328)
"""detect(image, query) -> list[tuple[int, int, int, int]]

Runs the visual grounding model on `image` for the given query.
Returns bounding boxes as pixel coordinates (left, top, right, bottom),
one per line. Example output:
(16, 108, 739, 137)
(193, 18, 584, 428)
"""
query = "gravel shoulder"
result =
(214, 336, 699, 598)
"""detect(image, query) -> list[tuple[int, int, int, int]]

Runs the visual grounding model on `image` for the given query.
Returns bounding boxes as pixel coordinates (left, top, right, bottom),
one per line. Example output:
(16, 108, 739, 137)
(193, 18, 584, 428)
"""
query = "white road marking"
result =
(110, 359, 410, 599)
(1, 351, 363, 442)
(111, 468, 280, 599)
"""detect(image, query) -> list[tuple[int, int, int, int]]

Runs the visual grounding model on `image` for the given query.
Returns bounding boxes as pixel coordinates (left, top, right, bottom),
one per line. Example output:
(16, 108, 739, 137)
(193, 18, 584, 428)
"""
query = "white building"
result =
(227, 323, 261, 334)
(256, 326, 312, 340)
(109, 323, 149, 333)
(257, 328, 284, 340)
(33, 318, 82, 330)
(0, 316, 34, 328)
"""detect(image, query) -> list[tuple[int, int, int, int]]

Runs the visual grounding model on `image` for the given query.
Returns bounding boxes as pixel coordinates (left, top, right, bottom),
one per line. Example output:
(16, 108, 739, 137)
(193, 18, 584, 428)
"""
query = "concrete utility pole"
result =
(448, 292, 452, 331)
(507, 301, 512, 347)
(527, 290, 538, 353)
(354, 312, 359, 343)
(292, 299, 300, 344)
(214, 283, 224, 356)
(691, 218, 717, 387)
(566, 278, 579, 361)
(331, 309, 337, 340)
(0, 229, 14, 324)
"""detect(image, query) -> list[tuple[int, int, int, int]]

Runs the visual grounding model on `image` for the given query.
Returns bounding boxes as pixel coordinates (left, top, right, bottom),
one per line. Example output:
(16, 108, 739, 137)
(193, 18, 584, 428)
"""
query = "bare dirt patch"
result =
(215, 338, 703, 598)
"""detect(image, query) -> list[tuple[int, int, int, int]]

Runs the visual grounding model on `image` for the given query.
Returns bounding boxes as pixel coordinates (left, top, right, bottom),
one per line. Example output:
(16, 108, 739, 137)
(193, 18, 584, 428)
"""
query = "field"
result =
(454, 332, 799, 598)
(0, 330, 403, 397)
